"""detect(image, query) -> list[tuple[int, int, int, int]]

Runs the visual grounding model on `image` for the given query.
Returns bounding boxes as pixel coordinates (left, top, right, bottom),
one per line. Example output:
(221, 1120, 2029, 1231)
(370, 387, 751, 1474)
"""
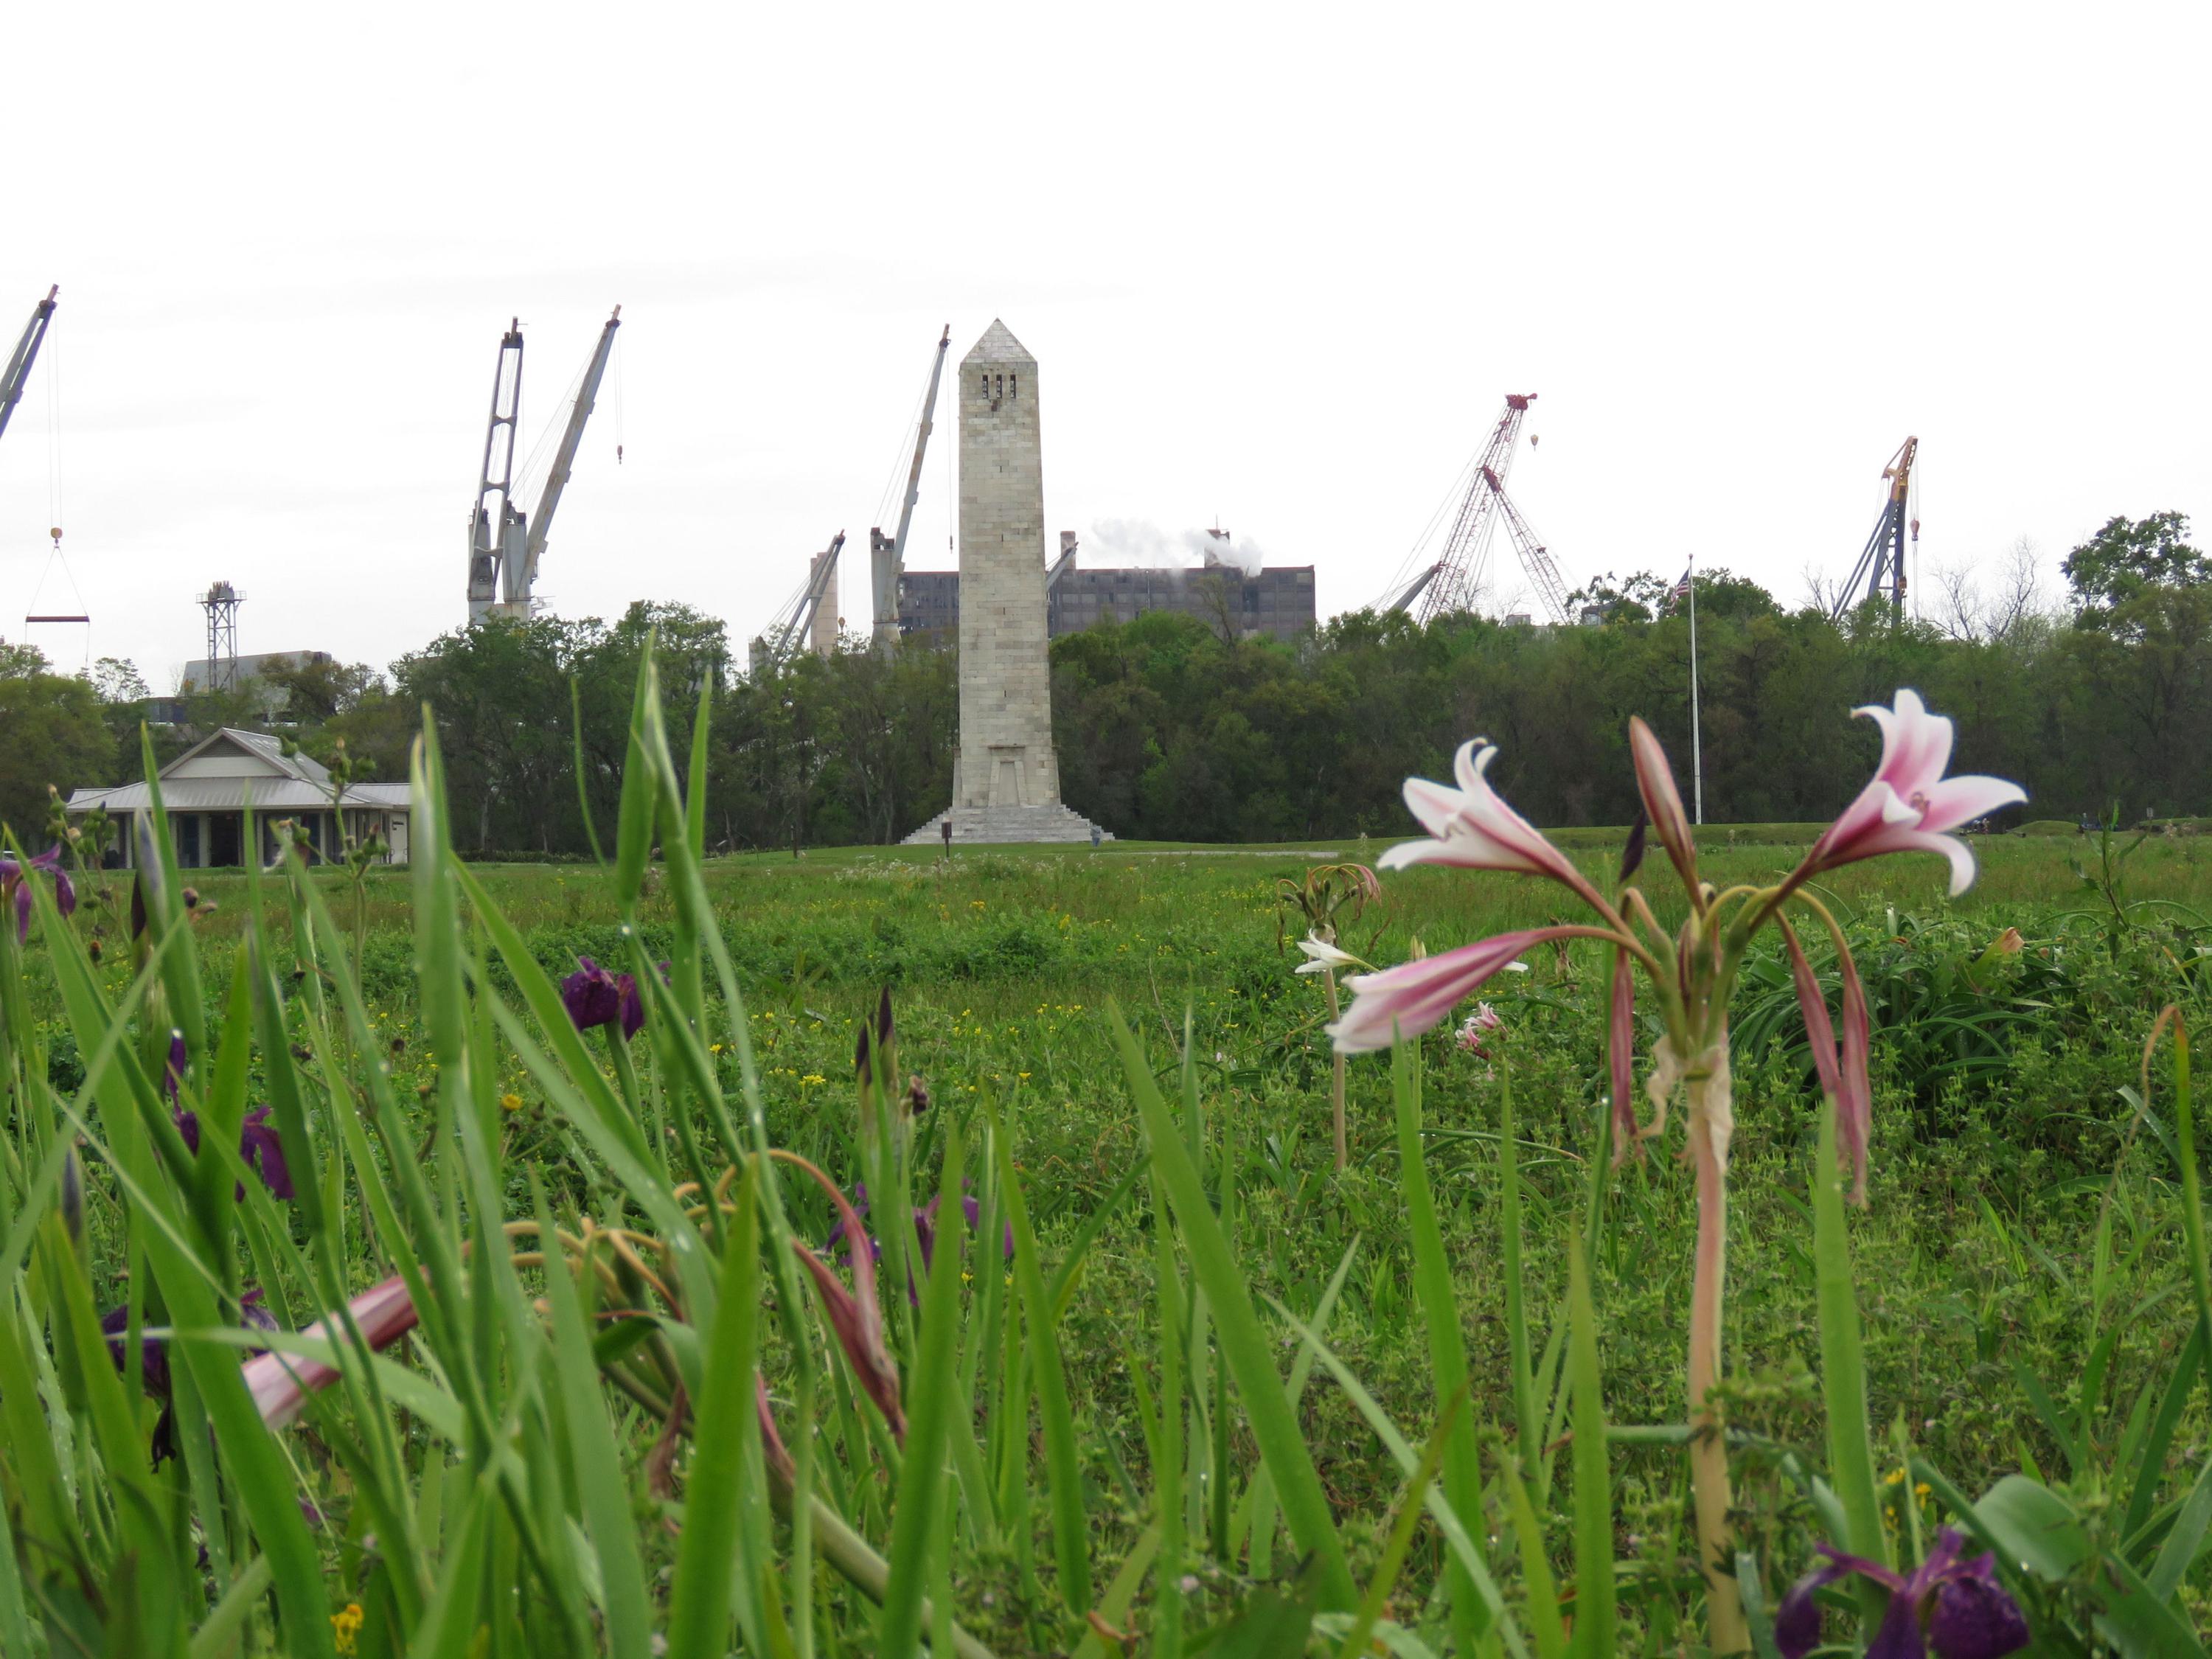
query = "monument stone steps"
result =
(900, 804, 1113, 846)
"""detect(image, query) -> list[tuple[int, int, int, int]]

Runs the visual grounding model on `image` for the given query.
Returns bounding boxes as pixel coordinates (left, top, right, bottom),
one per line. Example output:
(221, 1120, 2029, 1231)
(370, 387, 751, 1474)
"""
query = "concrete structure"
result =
(807, 547, 839, 657)
(899, 543, 1317, 644)
(66, 727, 409, 869)
(179, 650, 338, 724)
(903, 321, 1107, 846)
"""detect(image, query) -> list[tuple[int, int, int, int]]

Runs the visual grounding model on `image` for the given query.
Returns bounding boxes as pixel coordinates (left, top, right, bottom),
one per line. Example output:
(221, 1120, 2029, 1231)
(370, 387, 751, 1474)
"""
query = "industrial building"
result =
(899, 532, 1316, 644)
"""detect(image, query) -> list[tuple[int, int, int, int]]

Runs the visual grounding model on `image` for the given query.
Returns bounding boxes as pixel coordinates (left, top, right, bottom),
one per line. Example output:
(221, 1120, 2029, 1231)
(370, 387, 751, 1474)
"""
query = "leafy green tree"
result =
(0, 649, 115, 841)
(2064, 512, 2208, 625)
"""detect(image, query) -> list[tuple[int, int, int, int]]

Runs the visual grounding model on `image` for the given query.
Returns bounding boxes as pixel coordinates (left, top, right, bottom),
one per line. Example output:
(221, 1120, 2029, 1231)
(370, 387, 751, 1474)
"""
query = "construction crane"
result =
(1489, 475, 1573, 626)
(466, 305, 622, 623)
(870, 325, 951, 653)
(1391, 393, 1573, 626)
(1829, 437, 1919, 624)
(1382, 562, 1444, 615)
(751, 531, 846, 672)
(0, 285, 58, 450)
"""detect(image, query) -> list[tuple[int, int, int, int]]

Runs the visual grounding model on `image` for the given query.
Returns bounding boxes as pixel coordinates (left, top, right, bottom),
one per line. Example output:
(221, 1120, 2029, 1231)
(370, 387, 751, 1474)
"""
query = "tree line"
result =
(4, 512, 2205, 852)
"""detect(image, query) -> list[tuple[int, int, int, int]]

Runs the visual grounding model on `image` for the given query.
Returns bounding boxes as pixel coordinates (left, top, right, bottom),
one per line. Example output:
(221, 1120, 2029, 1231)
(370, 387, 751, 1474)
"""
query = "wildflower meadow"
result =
(3, 647, 2209, 1656)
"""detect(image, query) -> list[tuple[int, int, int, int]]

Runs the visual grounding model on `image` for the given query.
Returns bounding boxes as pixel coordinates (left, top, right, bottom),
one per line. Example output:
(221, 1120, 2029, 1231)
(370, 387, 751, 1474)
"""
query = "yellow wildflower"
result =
(332, 1603, 364, 1654)
(499, 1093, 524, 1113)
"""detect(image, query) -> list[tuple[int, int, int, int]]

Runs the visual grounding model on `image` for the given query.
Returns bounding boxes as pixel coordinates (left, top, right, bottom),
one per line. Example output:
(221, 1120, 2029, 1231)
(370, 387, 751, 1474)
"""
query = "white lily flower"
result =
(1295, 934, 1360, 975)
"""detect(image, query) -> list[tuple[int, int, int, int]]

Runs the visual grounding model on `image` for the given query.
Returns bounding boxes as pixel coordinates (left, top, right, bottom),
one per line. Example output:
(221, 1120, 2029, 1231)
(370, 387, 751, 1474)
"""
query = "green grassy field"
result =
(24, 793, 2212, 1654)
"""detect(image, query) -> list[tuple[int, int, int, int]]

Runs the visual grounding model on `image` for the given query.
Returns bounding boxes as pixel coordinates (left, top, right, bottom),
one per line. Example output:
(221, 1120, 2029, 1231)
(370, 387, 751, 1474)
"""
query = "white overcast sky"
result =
(3, 3, 2206, 689)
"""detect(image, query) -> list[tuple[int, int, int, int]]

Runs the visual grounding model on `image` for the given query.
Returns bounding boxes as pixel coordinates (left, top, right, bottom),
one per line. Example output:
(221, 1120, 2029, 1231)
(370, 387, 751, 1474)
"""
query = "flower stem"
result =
(1324, 966, 1348, 1171)
(1686, 1062, 1748, 1655)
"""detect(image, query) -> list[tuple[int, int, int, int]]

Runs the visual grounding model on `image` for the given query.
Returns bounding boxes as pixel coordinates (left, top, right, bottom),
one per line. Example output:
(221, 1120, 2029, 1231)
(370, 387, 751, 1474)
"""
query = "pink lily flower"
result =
(1382, 741, 1607, 909)
(1327, 925, 1599, 1054)
(1797, 690, 2025, 896)
(1336, 690, 2023, 1657)
(243, 1274, 419, 1429)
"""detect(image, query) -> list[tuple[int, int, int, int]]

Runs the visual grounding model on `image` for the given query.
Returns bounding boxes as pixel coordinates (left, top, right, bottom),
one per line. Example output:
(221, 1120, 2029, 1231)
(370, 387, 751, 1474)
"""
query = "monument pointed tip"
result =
(964, 318, 1034, 364)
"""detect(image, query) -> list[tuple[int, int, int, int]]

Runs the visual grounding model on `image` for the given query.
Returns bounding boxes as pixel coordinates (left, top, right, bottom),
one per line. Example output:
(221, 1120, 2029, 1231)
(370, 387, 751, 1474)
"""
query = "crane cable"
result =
(26, 328, 91, 670)
(870, 355, 936, 532)
(1908, 449, 1923, 623)
(613, 326, 627, 465)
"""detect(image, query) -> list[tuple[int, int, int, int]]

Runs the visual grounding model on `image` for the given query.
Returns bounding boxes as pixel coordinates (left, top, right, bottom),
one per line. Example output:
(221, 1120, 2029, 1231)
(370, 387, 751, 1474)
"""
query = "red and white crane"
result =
(1389, 392, 1574, 626)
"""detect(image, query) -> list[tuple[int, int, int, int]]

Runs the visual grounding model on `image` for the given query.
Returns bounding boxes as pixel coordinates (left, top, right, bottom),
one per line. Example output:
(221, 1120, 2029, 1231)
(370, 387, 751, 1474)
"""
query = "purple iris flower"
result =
(827, 1180, 1017, 1298)
(914, 1190, 1017, 1273)
(0, 847, 76, 942)
(175, 1105, 295, 1201)
(562, 956, 644, 1040)
(102, 1289, 276, 1461)
(164, 1030, 187, 1103)
(1778, 1526, 2029, 1659)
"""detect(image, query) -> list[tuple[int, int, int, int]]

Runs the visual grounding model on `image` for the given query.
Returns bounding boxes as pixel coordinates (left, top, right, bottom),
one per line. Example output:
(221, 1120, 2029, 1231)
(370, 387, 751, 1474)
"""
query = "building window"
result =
(980, 372, 989, 399)
(1010, 374, 1018, 400)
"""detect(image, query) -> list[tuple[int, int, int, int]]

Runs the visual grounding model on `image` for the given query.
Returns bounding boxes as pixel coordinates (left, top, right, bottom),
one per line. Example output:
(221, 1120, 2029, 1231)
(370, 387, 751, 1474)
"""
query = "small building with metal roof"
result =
(64, 728, 409, 868)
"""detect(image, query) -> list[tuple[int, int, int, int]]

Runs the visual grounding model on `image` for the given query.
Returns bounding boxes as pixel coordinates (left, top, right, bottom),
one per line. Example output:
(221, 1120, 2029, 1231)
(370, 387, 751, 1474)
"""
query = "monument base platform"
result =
(902, 804, 1114, 846)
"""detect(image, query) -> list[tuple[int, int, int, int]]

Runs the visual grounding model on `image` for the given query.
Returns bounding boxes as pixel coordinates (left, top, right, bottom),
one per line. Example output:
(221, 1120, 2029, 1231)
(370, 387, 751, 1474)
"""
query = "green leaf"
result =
(1810, 1099, 1886, 1575)
(1109, 1006, 1357, 1611)
(531, 1172, 654, 1659)
(1971, 1474, 2089, 1581)
(665, 1167, 764, 1659)
(877, 1121, 971, 1657)
(984, 1093, 1091, 1613)
(1564, 1229, 1615, 1659)
(1389, 1038, 1491, 1651)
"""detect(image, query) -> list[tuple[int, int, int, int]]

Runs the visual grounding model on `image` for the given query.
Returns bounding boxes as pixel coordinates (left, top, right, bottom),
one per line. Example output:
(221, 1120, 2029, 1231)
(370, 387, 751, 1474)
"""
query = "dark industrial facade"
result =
(899, 540, 1315, 644)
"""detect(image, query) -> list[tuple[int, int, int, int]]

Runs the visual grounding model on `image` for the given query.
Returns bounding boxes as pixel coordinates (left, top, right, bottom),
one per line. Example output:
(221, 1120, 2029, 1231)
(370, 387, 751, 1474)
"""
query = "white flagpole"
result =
(1687, 552, 1703, 826)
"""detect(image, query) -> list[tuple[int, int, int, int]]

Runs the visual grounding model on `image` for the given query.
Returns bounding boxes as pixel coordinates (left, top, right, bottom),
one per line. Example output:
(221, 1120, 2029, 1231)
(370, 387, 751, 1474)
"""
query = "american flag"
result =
(1666, 566, 1693, 610)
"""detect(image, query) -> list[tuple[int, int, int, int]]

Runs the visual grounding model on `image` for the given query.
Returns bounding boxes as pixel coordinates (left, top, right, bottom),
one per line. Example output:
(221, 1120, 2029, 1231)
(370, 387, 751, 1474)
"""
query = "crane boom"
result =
(465, 305, 621, 622)
(1828, 437, 1918, 625)
(466, 320, 526, 622)
(871, 325, 952, 653)
(1385, 561, 1444, 614)
(1488, 470, 1574, 625)
(0, 285, 58, 450)
(1413, 393, 1536, 624)
(511, 305, 622, 610)
(753, 531, 847, 670)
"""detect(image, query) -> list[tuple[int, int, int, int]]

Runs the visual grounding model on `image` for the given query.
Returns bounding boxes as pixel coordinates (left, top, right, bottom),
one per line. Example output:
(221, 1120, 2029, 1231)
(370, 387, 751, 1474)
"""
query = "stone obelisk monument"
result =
(905, 321, 1107, 844)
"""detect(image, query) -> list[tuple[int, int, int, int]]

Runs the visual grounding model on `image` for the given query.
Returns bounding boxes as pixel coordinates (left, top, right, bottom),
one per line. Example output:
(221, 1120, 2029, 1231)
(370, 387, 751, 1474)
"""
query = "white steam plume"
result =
(1085, 518, 1267, 576)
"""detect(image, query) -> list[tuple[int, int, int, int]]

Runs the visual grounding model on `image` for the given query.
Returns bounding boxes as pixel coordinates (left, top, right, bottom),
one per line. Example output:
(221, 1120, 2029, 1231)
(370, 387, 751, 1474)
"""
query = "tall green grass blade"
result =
(1046, 1156, 1147, 1321)
(1499, 1456, 1565, 1659)
(1109, 1006, 1357, 1610)
(1389, 1037, 1491, 1650)
(877, 1121, 969, 1657)
(570, 677, 608, 866)
(1498, 1057, 1540, 1486)
(1147, 1168, 1186, 1659)
(1564, 1229, 1615, 1659)
(666, 1166, 763, 1659)
(186, 1554, 274, 1659)
(531, 1173, 653, 1659)
(2146, 1452, 2212, 1601)
(1335, 1400, 1459, 1659)
(1811, 1100, 1886, 1576)
(1267, 1298, 1526, 1658)
(985, 1093, 1091, 1613)
(2168, 1015, 2212, 1352)
(2124, 1313, 2205, 1540)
